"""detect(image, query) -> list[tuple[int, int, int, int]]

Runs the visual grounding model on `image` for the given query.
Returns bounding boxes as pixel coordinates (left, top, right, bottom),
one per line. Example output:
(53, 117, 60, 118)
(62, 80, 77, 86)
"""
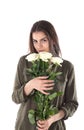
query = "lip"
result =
(38, 50, 44, 52)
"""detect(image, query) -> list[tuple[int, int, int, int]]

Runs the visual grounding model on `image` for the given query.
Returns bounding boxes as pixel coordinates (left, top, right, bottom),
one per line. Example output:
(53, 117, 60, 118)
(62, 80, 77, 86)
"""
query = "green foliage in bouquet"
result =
(26, 52, 63, 125)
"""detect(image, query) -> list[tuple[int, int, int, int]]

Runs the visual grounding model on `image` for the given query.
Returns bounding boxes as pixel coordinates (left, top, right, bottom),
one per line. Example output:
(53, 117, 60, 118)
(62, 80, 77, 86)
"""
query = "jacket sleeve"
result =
(61, 64, 78, 120)
(12, 56, 29, 104)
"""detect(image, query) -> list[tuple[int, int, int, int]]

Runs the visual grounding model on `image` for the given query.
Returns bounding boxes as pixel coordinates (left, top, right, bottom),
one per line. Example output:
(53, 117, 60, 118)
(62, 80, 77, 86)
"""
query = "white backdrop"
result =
(0, 0, 84, 129)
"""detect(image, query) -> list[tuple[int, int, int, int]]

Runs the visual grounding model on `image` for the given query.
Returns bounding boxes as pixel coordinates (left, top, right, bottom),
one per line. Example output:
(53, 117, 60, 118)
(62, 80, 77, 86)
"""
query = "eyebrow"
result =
(41, 37, 48, 40)
(33, 36, 47, 41)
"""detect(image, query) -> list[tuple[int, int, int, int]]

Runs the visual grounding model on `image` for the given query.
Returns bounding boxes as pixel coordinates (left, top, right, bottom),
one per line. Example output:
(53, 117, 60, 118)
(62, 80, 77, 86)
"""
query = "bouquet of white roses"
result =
(26, 52, 63, 125)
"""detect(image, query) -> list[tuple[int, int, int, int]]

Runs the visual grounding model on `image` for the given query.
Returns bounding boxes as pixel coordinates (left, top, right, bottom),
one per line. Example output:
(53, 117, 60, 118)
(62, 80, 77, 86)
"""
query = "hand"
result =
(36, 110, 65, 130)
(27, 76, 54, 95)
(37, 118, 53, 130)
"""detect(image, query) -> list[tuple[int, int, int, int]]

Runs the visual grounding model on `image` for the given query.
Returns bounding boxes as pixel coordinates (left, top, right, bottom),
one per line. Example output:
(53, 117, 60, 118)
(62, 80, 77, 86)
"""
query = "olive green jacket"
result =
(12, 54, 78, 130)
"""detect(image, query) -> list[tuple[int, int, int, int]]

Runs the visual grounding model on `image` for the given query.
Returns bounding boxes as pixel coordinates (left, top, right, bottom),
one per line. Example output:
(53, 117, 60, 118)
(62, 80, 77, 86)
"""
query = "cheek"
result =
(33, 44, 37, 49)
(45, 44, 50, 50)
(33, 44, 38, 52)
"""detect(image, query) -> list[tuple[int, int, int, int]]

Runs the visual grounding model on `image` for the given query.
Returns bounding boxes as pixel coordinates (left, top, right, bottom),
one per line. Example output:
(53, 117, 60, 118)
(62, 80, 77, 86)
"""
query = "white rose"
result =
(26, 53, 39, 61)
(51, 57, 63, 66)
(39, 52, 52, 62)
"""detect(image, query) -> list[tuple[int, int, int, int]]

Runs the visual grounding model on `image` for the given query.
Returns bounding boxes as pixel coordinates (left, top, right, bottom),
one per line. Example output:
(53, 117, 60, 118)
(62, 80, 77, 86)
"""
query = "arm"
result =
(12, 56, 28, 104)
(60, 64, 78, 120)
(24, 76, 54, 95)
(37, 110, 65, 130)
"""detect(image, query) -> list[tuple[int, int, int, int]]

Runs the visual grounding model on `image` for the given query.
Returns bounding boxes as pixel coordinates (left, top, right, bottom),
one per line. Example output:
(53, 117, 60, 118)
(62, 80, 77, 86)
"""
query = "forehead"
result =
(32, 31, 47, 40)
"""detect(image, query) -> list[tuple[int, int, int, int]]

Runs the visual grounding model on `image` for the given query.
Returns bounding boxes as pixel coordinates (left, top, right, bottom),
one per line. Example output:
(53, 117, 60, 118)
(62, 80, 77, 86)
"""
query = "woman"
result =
(12, 20, 78, 130)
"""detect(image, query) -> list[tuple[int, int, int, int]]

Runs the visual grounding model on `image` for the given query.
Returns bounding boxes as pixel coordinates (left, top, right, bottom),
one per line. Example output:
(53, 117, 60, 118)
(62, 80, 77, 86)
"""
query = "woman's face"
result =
(32, 31, 50, 53)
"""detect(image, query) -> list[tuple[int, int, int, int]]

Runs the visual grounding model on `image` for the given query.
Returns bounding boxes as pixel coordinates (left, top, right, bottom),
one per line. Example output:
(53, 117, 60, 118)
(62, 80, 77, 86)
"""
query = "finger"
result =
(38, 76, 49, 79)
(37, 124, 44, 129)
(41, 90, 50, 95)
(43, 83, 55, 87)
(37, 120, 48, 130)
(43, 80, 54, 84)
(37, 123, 43, 129)
(43, 86, 53, 91)
(37, 120, 46, 125)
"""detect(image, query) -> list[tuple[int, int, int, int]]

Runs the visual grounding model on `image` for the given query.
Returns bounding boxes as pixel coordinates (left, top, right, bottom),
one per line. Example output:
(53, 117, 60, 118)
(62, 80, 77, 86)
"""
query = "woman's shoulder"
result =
(19, 53, 30, 61)
(17, 53, 30, 66)
(62, 58, 74, 70)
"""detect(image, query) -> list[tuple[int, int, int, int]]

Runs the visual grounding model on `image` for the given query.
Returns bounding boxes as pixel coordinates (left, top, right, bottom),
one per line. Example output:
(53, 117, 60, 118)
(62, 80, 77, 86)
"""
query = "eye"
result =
(43, 39, 47, 42)
(41, 38, 48, 43)
(33, 40, 37, 44)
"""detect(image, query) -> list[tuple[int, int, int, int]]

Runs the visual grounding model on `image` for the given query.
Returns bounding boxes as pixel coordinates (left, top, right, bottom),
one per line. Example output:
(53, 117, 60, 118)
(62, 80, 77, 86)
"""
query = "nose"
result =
(36, 41, 44, 52)
(37, 41, 43, 48)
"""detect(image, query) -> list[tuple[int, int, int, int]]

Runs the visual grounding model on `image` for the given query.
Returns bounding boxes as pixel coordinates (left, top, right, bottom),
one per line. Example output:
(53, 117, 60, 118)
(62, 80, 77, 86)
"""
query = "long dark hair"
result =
(29, 20, 62, 57)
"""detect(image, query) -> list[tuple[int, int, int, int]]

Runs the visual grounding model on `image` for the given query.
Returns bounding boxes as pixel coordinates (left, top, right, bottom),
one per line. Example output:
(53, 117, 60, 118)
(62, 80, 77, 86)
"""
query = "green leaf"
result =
(57, 91, 63, 96)
(26, 68, 33, 73)
(48, 91, 63, 100)
(55, 72, 62, 76)
(48, 92, 58, 100)
(28, 109, 35, 125)
(49, 107, 58, 115)
(49, 72, 62, 80)
(46, 107, 58, 118)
